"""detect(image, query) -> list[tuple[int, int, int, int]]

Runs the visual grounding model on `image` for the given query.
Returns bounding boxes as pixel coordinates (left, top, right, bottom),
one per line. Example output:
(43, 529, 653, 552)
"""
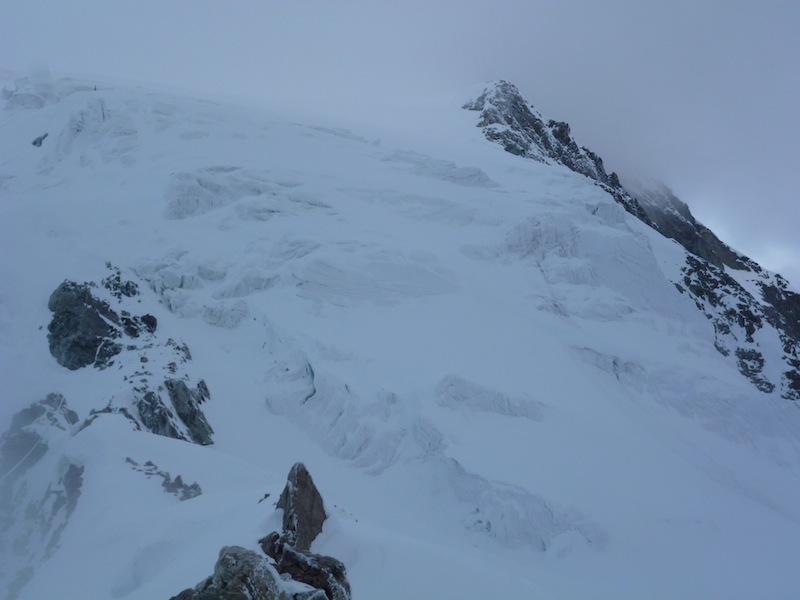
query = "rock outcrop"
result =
(627, 181, 753, 272)
(171, 463, 350, 600)
(260, 533, 350, 600)
(465, 81, 800, 400)
(463, 80, 652, 224)
(47, 264, 215, 442)
(631, 182, 800, 400)
(47, 280, 124, 370)
(47, 266, 156, 370)
(170, 545, 326, 600)
(275, 462, 327, 552)
(259, 463, 351, 600)
(124, 458, 202, 501)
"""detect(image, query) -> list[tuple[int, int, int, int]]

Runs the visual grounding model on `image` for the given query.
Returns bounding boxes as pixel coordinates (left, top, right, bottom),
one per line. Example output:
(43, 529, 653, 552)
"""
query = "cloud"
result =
(1, 0, 798, 285)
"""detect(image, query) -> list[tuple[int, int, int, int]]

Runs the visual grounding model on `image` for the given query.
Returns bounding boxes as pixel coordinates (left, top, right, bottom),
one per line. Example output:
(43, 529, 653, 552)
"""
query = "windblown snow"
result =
(1, 74, 799, 600)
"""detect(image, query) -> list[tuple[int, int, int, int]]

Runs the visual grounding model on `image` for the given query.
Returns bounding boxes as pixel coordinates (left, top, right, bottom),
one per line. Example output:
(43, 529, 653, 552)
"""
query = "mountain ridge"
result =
(465, 79, 800, 400)
(1, 74, 799, 600)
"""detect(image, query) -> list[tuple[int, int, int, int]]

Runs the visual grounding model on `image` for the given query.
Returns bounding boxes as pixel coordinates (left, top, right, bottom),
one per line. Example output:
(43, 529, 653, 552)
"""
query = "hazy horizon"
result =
(2, 0, 798, 286)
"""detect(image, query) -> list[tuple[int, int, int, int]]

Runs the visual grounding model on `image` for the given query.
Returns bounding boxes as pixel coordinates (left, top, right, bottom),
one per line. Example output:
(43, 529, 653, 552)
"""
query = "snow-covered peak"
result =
(464, 80, 800, 401)
(1, 74, 799, 600)
(464, 80, 652, 223)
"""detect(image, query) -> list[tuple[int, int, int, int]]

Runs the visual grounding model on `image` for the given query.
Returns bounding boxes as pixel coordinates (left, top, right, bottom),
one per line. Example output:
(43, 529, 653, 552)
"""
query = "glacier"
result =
(1, 74, 799, 599)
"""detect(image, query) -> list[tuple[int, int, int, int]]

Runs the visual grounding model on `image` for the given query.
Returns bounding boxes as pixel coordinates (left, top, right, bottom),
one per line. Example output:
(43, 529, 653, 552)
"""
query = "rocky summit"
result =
(171, 463, 350, 600)
(465, 80, 800, 401)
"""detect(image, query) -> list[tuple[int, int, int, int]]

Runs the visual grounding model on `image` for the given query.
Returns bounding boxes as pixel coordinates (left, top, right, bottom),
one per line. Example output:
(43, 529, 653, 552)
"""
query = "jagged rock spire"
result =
(464, 80, 653, 224)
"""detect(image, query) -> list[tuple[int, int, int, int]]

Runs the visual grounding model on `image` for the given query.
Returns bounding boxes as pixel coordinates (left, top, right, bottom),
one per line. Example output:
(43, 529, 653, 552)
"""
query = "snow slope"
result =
(1, 74, 799, 600)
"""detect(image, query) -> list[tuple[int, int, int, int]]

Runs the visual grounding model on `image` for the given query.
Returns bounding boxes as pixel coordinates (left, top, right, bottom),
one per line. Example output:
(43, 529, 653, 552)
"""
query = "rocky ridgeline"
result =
(631, 186, 800, 401)
(465, 81, 800, 400)
(463, 80, 652, 224)
(47, 265, 214, 443)
(677, 256, 800, 399)
(627, 182, 754, 272)
(172, 463, 350, 600)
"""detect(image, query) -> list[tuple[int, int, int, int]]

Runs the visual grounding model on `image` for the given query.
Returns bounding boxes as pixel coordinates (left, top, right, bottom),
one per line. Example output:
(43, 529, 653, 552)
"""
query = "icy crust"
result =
(573, 344, 800, 468)
(465, 193, 679, 322)
(134, 242, 457, 325)
(2, 75, 98, 110)
(435, 375, 546, 420)
(262, 324, 604, 551)
(40, 98, 139, 170)
(165, 167, 283, 219)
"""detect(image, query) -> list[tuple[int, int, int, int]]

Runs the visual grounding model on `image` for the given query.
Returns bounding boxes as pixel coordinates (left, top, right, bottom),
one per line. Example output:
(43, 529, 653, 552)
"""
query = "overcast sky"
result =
(2, 0, 798, 287)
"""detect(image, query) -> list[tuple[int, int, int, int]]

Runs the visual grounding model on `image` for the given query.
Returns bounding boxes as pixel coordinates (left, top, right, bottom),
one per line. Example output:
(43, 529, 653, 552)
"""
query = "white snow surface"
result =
(1, 75, 799, 600)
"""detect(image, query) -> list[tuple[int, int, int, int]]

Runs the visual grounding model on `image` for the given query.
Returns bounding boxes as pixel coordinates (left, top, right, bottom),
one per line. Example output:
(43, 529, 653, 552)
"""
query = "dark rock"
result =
(162, 474, 202, 501)
(464, 83, 800, 400)
(140, 313, 158, 333)
(260, 533, 350, 600)
(629, 181, 753, 272)
(276, 463, 326, 552)
(120, 311, 157, 337)
(759, 277, 800, 342)
(10, 392, 79, 431)
(117, 376, 213, 446)
(467, 80, 800, 401)
(171, 464, 349, 600)
(47, 280, 122, 370)
(137, 391, 181, 440)
(257, 463, 351, 600)
(102, 264, 140, 299)
(47, 268, 154, 369)
(164, 379, 214, 445)
(46, 272, 214, 442)
(125, 457, 202, 500)
(784, 368, 800, 399)
(44, 464, 84, 555)
(674, 255, 800, 397)
(616, 179, 800, 401)
(464, 80, 653, 225)
(735, 348, 775, 393)
(169, 546, 325, 600)
(133, 380, 214, 445)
